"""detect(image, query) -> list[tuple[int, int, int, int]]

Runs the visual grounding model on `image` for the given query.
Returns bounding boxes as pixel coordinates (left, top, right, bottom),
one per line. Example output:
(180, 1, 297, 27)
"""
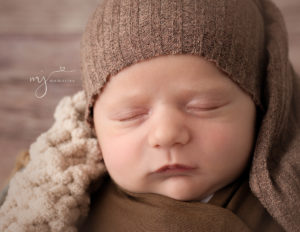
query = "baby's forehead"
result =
(96, 54, 249, 106)
(101, 83, 237, 109)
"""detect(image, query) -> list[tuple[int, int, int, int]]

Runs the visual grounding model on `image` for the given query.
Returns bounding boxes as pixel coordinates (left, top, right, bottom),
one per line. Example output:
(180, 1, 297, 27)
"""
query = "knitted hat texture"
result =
(80, 0, 266, 131)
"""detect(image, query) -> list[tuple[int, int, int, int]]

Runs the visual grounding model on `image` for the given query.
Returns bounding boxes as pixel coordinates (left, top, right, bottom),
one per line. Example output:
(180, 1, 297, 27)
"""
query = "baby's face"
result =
(93, 54, 256, 201)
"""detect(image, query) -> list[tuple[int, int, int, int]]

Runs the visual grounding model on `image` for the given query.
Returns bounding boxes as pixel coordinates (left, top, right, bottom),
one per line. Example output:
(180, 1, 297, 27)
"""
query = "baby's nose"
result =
(147, 109, 190, 149)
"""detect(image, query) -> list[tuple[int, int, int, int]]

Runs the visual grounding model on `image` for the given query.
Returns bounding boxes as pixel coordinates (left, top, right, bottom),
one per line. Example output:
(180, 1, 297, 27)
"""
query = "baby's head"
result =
(93, 54, 257, 201)
(80, 0, 266, 201)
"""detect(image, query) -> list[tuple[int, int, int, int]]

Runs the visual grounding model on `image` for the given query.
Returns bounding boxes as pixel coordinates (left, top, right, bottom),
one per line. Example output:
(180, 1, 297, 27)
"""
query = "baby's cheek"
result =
(100, 137, 136, 174)
(204, 124, 246, 166)
(207, 125, 233, 149)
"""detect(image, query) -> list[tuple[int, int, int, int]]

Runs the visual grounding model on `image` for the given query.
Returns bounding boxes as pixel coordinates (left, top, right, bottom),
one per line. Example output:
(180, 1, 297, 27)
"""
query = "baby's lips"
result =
(154, 163, 196, 173)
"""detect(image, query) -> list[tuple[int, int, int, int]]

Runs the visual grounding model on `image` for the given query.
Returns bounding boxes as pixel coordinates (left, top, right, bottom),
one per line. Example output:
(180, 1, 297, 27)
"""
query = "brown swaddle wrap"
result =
(80, 0, 300, 231)
(249, 1, 300, 231)
(81, 169, 285, 232)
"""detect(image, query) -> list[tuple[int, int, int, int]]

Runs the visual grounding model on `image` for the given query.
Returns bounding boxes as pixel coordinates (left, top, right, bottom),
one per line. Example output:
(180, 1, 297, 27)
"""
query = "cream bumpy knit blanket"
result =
(0, 91, 107, 231)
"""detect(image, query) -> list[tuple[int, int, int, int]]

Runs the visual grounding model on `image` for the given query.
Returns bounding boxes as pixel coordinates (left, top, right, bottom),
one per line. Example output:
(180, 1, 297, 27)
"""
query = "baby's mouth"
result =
(154, 164, 196, 174)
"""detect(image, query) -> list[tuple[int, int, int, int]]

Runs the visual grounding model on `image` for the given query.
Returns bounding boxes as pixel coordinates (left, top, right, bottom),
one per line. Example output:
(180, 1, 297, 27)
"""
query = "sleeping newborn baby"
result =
(78, 0, 298, 231)
(0, 0, 298, 231)
(92, 54, 256, 202)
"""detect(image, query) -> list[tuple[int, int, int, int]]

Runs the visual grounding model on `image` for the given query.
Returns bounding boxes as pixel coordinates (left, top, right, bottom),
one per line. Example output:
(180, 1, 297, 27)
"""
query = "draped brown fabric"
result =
(248, 2, 300, 231)
(80, 169, 284, 232)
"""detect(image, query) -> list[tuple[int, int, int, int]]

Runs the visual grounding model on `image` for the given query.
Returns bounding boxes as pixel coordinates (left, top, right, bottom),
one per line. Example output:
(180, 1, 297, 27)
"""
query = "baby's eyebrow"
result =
(109, 86, 230, 106)
(177, 86, 230, 96)
(124, 85, 229, 98)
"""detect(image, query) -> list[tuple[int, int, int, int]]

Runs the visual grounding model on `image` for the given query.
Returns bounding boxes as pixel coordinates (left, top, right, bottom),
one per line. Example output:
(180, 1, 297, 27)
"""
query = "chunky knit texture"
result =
(0, 91, 106, 232)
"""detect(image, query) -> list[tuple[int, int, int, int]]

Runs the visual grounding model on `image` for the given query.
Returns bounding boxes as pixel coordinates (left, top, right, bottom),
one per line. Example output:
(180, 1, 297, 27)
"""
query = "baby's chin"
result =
(150, 175, 216, 202)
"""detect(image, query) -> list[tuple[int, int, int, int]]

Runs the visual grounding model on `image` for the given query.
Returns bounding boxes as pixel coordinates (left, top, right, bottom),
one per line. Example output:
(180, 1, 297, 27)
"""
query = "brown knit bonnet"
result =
(80, 0, 266, 130)
(80, 0, 300, 231)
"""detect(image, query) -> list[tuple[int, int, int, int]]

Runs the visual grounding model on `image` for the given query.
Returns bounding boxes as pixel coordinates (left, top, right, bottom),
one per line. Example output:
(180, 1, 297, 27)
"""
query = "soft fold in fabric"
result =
(80, 169, 284, 232)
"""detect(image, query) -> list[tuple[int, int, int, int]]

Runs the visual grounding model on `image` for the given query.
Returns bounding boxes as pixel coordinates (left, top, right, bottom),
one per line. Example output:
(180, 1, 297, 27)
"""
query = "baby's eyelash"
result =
(116, 104, 224, 122)
(118, 113, 147, 121)
(187, 105, 221, 111)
